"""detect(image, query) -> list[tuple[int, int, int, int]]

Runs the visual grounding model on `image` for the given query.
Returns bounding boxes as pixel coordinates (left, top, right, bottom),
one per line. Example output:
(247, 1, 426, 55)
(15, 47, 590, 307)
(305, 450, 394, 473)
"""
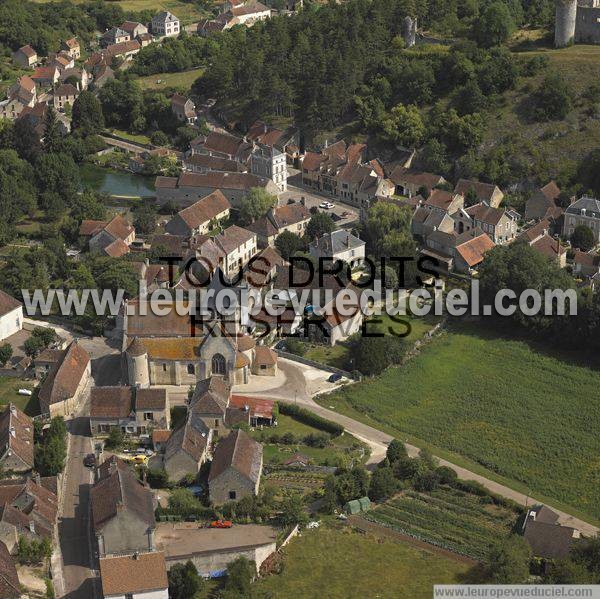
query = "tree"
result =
(31, 326, 56, 347)
(224, 556, 255, 596)
(35, 152, 80, 206)
(24, 336, 46, 358)
(150, 130, 169, 146)
(132, 204, 157, 236)
(279, 493, 308, 527)
(532, 72, 573, 121)
(412, 470, 440, 492)
(34, 418, 67, 476)
(104, 427, 124, 450)
(275, 230, 305, 260)
(486, 535, 531, 583)
(168, 561, 203, 599)
(43, 107, 63, 154)
(305, 212, 334, 240)
(420, 139, 450, 176)
(544, 559, 594, 584)
(578, 150, 600, 197)
(0, 344, 13, 366)
(380, 104, 425, 147)
(351, 336, 408, 376)
(386, 439, 408, 464)
(72, 91, 105, 136)
(368, 466, 398, 501)
(571, 225, 595, 252)
(475, 2, 516, 48)
(239, 188, 277, 225)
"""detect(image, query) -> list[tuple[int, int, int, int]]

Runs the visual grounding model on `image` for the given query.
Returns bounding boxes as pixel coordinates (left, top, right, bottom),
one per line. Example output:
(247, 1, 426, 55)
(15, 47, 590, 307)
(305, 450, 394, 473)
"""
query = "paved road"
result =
(241, 358, 600, 537)
(57, 409, 97, 599)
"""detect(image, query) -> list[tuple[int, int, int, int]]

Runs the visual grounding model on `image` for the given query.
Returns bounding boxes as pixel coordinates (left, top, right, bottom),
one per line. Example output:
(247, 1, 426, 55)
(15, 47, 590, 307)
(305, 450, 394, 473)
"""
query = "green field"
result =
(136, 68, 204, 91)
(254, 525, 471, 598)
(0, 377, 38, 415)
(321, 322, 600, 521)
(365, 486, 519, 560)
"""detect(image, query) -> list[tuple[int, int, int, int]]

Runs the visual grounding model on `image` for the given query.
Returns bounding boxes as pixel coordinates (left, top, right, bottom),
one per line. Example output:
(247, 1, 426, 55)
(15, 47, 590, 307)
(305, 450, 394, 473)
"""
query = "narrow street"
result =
(57, 407, 97, 599)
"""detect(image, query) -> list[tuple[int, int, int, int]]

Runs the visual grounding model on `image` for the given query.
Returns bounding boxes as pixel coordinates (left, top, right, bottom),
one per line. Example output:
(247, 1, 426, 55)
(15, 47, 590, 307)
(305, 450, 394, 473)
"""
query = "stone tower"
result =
(555, 0, 578, 47)
(126, 337, 150, 388)
(402, 16, 417, 48)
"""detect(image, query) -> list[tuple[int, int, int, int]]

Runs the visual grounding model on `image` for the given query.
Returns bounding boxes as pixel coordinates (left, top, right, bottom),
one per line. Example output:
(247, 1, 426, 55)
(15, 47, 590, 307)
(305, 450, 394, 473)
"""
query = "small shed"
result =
(358, 497, 371, 512)
(344, 496, 371, 515)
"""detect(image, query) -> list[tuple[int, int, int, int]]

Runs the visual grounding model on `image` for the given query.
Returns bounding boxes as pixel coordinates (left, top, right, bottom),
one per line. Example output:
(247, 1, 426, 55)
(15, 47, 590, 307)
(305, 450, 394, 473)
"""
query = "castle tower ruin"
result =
(555, 0, 578, 47)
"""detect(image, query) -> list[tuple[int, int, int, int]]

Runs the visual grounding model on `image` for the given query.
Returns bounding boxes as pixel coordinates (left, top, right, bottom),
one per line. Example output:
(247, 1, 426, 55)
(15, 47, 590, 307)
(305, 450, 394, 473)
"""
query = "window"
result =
(214, 419, 219, 427)
(260, 364, 267, 370)
(187, 363, 195, 375)
(212, 353, 226, 375)
(229, 490, 237, 500)
(144, 412, 154, 421)
(162, 363, 167, 372)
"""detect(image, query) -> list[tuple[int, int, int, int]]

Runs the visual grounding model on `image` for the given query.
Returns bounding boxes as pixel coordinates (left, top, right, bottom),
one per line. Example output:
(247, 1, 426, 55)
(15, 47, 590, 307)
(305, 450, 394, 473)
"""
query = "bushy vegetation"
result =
(34, 417, 67, 477)
(17, 535, 52, 566)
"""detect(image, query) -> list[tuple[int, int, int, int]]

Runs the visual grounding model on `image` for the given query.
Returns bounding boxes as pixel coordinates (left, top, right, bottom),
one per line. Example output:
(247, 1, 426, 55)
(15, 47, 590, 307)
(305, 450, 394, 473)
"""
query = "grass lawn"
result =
(136, 68, 204, 91)
(254, 525, 471, 598)
(366, 486, 520, 561)
(252, 414, 368, 468)
(0, 377, 38, 416)
(106, 129, 152, 145)
(320, 321, 600, 522)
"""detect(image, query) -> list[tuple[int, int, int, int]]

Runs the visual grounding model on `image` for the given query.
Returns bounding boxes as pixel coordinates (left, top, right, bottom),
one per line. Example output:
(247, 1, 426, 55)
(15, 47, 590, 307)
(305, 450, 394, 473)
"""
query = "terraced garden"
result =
(365, 486, 520, 560)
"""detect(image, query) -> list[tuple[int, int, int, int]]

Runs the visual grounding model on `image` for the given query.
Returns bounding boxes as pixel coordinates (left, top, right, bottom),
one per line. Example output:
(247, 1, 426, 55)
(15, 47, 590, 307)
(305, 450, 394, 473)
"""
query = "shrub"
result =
(412, 470, 441, 492)
(281, 432, 296, 445)
(435, 466, 458, 484)
(278, 403, 344, 436)
(147, 468, 170, 489)
(17, 536, 52, 565)
(104, 427, 124, 450)
(285, 338, 307, 357)
(303, 432, 330, 448)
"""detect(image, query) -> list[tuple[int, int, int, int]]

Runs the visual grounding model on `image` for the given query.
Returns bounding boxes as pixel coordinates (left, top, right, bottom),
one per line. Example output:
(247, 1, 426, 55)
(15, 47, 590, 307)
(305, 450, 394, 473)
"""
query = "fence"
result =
(274, 349, 357, 380)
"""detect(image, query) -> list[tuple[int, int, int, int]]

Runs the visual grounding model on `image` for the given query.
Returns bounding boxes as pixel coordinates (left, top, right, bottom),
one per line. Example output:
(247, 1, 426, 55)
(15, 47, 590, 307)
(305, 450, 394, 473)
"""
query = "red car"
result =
(210, 520, 233, 529)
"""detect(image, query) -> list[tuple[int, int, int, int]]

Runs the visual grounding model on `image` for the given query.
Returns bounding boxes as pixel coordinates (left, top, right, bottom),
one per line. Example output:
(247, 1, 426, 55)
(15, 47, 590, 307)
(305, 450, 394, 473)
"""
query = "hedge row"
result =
(278, 403, 344, 437)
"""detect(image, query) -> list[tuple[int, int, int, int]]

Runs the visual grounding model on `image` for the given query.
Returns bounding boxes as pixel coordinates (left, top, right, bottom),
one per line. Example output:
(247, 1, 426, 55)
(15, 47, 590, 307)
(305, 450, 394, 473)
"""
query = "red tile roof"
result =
(103, 238, 130, 258)
(0, 404, 33, 469)
(229, 394, 274, 420)
(90, 387, 133, 419)
(209, 429, 262, 484)
(0, 290, 21, 318)
(0, 540, 20, 598)
(253, 345, 277, 366)
(176, 190, 231, 229)
(100, 551, 168, 596)
(455, 233, 495, 267)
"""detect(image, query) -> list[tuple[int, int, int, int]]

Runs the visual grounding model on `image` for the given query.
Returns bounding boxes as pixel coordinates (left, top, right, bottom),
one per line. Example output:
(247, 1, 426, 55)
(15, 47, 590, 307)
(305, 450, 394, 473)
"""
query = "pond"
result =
(79, 163, 156, 198)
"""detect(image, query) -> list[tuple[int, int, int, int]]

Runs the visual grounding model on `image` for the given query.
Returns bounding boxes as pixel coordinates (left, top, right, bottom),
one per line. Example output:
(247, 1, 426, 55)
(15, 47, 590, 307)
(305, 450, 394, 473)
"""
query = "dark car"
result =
(328, 373, 342, 383)
(83, 453, 96, 468)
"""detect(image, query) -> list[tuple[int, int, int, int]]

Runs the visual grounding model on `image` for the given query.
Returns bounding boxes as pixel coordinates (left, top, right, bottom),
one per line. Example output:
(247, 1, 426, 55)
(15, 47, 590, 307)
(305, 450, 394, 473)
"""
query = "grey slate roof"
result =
(310, 230, 364, 256)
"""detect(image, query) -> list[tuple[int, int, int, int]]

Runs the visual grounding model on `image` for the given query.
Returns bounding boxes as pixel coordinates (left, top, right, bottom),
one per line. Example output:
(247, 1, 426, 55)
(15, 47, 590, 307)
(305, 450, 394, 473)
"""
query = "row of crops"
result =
(364, 486, 519, 560)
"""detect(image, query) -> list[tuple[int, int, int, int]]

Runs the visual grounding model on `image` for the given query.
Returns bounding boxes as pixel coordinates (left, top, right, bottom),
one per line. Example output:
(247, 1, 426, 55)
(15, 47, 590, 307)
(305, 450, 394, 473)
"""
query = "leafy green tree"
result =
(532, 72, 573, 121)
(71, 190, 107, 223)
(43, 107, 64, 154)
(224, 556, 255, 596)
(72, 91, 105, 136)
(380, 104, 425, 147)
(104, 427, 124, 450)
(485, 535, 531, 583)
(544, 559, 594, 584)
(98, 79, 143, 130)
(167, 561, 203, 599)
(412, 470, 441, 492)
(571, 536, 600, 579)
(571, 225, 595, 252)
(279, 493, 308, 527)
(420, 139, 450, 176)
(305, 212, 335, 240)
(475, 2, 516, 48)
(239, 188, 277, 225)
(578, 150, 600, 197)
(386, 439, 408, 464)
(368, 466, 398, 501)
(275, 230, 306, 260)
(0, 344, 13, 366)
(31, 326, 56, 346)
(132, 203, 157, 236)
(150, 130, 169, 146)
(36, 152, 80, 206)
(24, 336, 46, 357)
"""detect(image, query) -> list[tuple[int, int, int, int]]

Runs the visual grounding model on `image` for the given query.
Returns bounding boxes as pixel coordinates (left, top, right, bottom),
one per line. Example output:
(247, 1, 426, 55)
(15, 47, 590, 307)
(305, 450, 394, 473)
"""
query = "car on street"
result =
(210, 520, 233, 529)
(328, 373, 342, 383)
(319, 201, 335, 209)
(83, 453, 96, 468)
(129, 455, 148, 465)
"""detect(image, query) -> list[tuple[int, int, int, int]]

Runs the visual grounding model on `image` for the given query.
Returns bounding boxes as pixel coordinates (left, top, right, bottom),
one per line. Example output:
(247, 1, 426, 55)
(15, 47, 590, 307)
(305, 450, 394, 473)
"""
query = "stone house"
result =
(0, 541, 21, 598)
(422, 189, 464, 216)
(411, 206, 455, 240)
(573, 249, 600, 278)
(101, 27, 130, 48)
(90, 386, 135, 436)
(159, 413, 212, 482)
(120, 21, 149, 39)
(0, 76, 37, 121)
(321, 302, 363, 346)
(0, 405, 33, 473)
(53, 83, 79, 111)
(453, 230, 496, 274)
(12, 46, 37, 68)
(251, 345, 277, 376)
(246, 120, 300, 164)
(135, 388, 170, 434)
(171, 93, 196, 125)
(188, 376, 232, 433)
(38, 341, 91, 418)
(155, 172, 279, 210)
(91, 457, 156, 557)
(165, 190, 231, 237)
(100, 551, 169, 599)
(152, 11, 180, 37)
(82, 214, 135, 256)
(0, 291, 22, 342)
(246, 202, 310, 247)
(62, 38, 80, 59)
(183, 154, 245, 175)
(517, 220, 567, 267)
(31, 66, 59, 87)
(522, 504, 579, 561)
(308, 230, 366, 268)
(388, 167, 446, 198)
(105, 40, 142, 62)
(563, 196, 600, 243)
(250, 143, 287, 192)
(462, 203, 517, 244)
(454, 178, 504, 208)
(525, 181, 562, 222)
(209, 429, 263, 504)
(59, 67, 90, 91)
(228, 394, 275, 426)
(191, 130, 253, 163)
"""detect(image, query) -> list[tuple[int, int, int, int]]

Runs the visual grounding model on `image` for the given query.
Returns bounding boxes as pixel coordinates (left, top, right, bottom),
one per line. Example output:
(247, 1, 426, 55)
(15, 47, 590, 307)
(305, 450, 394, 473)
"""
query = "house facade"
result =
(563, 196, 600, 243)
(53, 83, 79, 111)
(171, 94, 196, 125)
(0, 291, 22, 342)
(152, 11, 180, 37)
(309, 230, 366, 268)
(0, 404, 33, 472)
(250, 143, 287, 192)
(165, 190, 231, 237)
(12, 46, 37, 68)
(246, 202, 310, 247)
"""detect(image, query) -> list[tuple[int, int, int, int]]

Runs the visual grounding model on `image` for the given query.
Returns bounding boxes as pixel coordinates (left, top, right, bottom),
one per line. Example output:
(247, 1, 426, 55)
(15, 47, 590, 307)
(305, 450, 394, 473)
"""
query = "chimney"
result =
(34, 472, 41, 485)
(29, 521, 35, 534)
(133, 551, 140, 560)
(9, 427, 15, 438)
(9, 404, 16, 416)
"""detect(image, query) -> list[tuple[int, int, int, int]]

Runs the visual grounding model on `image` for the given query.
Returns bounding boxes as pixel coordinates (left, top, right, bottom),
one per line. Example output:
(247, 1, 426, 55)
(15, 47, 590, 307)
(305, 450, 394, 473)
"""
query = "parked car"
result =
(328, 373, 342, 383)
(210, 520, 233, 529)
(129, 455, 148, 465)
(319, 201, 334, 209)
(83, 453, 96, 468)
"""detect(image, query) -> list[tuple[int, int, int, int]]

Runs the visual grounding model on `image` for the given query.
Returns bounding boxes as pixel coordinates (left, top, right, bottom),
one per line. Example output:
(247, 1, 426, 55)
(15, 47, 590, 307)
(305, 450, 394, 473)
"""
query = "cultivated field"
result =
(323, 322, 600, 521)
(136, 68, 204, 91)
(365, 487, 519, 560)
(254, 526, 471, 598)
